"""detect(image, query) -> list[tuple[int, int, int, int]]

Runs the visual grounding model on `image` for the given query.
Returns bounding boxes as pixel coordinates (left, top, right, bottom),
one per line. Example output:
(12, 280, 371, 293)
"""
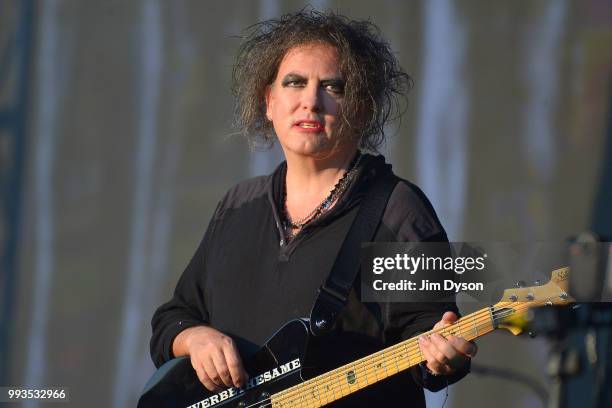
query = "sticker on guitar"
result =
(187, 359, 301, 408)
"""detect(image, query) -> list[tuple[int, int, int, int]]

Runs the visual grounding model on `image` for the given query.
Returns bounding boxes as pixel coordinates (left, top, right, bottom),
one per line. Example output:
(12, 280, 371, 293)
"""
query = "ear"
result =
(264, 85, 273, 121)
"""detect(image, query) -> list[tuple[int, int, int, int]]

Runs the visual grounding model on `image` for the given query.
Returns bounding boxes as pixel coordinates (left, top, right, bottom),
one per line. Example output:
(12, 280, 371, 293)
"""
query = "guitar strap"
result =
(309, 173, 399, 336)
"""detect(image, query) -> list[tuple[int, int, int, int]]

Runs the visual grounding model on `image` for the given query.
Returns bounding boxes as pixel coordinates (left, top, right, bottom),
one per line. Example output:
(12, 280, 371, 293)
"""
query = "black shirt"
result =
(150, 154, 468, 406)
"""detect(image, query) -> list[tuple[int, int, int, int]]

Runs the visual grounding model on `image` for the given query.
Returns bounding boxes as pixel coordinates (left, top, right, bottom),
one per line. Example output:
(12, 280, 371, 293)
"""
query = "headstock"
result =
(493, 267, 574, 335)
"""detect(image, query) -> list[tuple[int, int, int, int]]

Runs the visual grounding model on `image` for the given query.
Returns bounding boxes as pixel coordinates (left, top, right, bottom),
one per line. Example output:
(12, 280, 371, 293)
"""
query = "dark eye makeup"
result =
(280, 74, 345, 94)
(321, 79, 345, 94)
(281, 74, 306, 87)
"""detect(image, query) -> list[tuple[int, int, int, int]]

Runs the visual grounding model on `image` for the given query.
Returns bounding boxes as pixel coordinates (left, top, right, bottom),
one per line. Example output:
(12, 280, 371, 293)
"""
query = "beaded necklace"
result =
(282, 153, 362, 240)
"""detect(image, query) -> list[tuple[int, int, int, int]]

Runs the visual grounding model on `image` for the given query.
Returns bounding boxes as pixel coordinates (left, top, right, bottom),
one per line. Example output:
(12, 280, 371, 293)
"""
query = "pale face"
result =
(265, 43, 353, 159)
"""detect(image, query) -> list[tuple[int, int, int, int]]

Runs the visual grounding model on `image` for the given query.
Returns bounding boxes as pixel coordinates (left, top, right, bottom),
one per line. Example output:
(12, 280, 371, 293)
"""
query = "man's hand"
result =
(173, 326, 249, 392)
(418, 311, 477, 375)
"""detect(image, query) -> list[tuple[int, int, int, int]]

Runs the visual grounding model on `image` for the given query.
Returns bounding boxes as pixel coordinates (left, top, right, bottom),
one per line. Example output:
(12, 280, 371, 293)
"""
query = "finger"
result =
(222, 338, 249, 387)
(418, 336, 437, 372)
(448, 336, 478, 357)
(433, 311, 459, 330)
(210, 347, 234, 388)
(430, 334, 471, 371)
(192, 358, 222, 392)
(202, 354, 225, 389)
(420, 339, 452, 374)
(200, 368, 224, 392)
(441, 311, 458, 324)
(427, 334, 456, 366)
(419, 336, 450, 375)
(430, 333, 458, 359)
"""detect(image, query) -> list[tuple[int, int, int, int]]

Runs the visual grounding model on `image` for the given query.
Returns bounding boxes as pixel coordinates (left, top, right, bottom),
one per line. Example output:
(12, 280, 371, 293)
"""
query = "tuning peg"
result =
(528, 331, 537, 338)
(515, 280, 526, 288)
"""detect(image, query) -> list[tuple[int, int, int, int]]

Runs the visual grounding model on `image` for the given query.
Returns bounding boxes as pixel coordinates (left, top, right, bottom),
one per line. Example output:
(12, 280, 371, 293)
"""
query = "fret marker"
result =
(346, 370, 356, 384)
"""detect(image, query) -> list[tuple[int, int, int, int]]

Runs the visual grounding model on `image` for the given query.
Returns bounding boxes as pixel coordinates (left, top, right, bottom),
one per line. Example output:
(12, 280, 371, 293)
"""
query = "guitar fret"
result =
(392, 347, 400, 374)
(401, 342, 411, 369)
(381, 350, 389, 378)
(337, 368, 348, 398)
(403, 342, 411, 367)
(311, 384, 317, 408)
(320, 370, 335, 404)
(312, 377, 322, 407)
(361, 357, 369, 387)
(372, 355, 380, 381)
(331, 369, 337, 402)
(321, 375, 329, 406)
(418, 338, 425, 363)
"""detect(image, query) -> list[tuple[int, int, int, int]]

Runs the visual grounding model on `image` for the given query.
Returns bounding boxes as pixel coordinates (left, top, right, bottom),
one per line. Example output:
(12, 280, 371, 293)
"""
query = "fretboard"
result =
(270, 306, 496, 407)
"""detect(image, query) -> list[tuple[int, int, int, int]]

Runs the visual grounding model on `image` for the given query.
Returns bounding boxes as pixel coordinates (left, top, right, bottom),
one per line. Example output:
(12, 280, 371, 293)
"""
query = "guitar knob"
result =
(509, 294, 518, 302)
(525, 292, 534, 301)
(545, 301, 553, 306)
(560, 292, 568, 300)
(315, 319, 327, 329)
(515, 280, 526, 288)
(528, 331, 537, 338)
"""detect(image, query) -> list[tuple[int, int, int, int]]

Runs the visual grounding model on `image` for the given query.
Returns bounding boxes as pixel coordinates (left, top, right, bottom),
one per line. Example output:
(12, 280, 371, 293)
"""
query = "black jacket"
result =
(150, 154, 468, 406)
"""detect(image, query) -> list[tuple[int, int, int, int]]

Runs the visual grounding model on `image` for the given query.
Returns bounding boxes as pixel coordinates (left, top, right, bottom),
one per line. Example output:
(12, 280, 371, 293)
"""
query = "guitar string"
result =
(266, 297, 561, 408)
(270, 310, 500, 406)
(269, 314, 494, 407)
(231, 297, 563, 408)
(258, 302, 542, 405)
(253, 316, 482, 407)
(268, 301, 534, 407)
(255, 317, 519, 408)
(271, 305, 502, 406)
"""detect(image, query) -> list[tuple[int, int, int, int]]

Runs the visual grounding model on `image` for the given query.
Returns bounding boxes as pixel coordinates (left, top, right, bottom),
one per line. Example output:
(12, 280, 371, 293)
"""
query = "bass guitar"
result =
(138, 267, 573, 408)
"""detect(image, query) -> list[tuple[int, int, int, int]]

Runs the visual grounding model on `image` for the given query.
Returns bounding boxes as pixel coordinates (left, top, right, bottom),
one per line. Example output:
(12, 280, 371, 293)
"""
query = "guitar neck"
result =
(270, 306, 497, 408)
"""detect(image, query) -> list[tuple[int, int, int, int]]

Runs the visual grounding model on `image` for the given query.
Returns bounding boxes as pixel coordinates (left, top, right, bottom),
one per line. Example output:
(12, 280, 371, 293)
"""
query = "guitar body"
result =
(138, 319, 311, 408)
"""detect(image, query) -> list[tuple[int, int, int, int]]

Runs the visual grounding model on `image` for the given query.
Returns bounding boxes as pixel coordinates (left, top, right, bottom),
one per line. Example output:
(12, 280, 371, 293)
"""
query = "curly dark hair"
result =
(232, 9, 412, 152)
